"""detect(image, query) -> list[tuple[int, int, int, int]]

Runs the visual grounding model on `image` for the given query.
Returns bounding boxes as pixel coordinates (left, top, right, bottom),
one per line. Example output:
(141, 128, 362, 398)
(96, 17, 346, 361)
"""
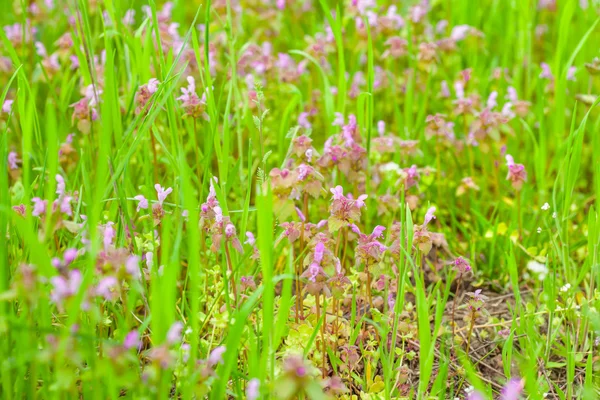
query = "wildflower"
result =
(2, 100, 13, 114)
(352, 224, 387, 267)
(537, 227, 542, 233)
(560, 283, 571, 292)
(8, 151, 18, 169)
(12, 204, 26, 217)
(527, 260, 548, 280)
(95, 276, 118, 301)
(500, 378, 524, 400)
(567, 66, 576, 81)
(453, 257, 472, 274)
(133, 195, 148, 211)
(466, 289, 487, 311)
(539, 62, 553, 80)
(123, 331, 141, 350)
(283, 354, 310, 380)
(552, 211, 557, 219)
(505, 155, 527, 190)
(135, 78, 160, 114)
(246, 378, 260, 400)
(32, 198, 48, 217)
(328, 186, 368, 232)
(208, 345, 226, 367)
(63, 248, 78, 265)
(102, 222, 115, 250)
(541, 202, 550, 210)
(125, 255, 141, 278)
(155, 184, 172, 205)
(413, 207, 437, 254)
(166, 321, 184, 344)
(50, 269, 82, 305)
(177, 76, 206, 118)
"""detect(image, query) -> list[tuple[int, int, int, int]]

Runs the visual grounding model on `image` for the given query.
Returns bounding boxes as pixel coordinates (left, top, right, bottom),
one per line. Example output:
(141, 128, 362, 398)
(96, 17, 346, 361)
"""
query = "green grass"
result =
(1, 0, 600, 399)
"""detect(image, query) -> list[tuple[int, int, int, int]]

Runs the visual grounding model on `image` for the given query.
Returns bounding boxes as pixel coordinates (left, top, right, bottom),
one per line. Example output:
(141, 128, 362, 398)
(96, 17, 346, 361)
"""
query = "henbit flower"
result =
(500, 378, 525, 400)
(32, 198, 48, 217)
(133, 195, 149, 211)
(505, 155, 527, 190)
(244, 232, 256, 246)
(2, 99, 13, 114)
(567, 66, 576, 81)
(50, 269, 82, 305)
(487, 91, 498, 109)
(125, 255, 141, 278)
(424, 206, 436, 227)
(451, 24, 471, 41)
(539, 62, 553, 80)
(8, 151, 18, 169)
(56, 174, 66, 196)
(63, 248, 78, 265)
(102, 222, 115, 250)
(166, 321, 184, 344)
(123, 331, 141, 350)
(154, 184, 173, 205)
(246, 378, 260, 400)
(454, 256, 472, 274)
(96, 276, 118, 301)
(177, 76, 206, 118)
(208, 345, 226, 367)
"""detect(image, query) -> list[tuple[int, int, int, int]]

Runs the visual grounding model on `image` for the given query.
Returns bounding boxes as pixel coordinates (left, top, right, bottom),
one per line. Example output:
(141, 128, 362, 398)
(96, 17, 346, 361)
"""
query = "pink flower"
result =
(244, 232, 256, 246)
(166, 321, 184, 344)
(32, 198, 47, 217)
(454, 256, 472, 274)
(246, 378, 260, 400)
(500, 378, 524, 400)
(487, 91, 498, 109)
(63, 248, 78, 265)
(276, 0, 285, 10)
(505, 154, 527, 190)
(123, 331, 140, 350)
(56, 174, 66, 196)
(330, 185, 344, 200)
(133, 195, 148, 211)
(208, 345, 226, 367)
(567, 66, 576, 81)
(2, 100, 13, 114)
(539, 62, 553, 80)
(451, 25, 471, 41)
(313, 242, 325, 264)
(50, 269, 82, 305)
(424, 206, 436, 226)
(102, 222, 115, 249)
(8, 151, 18, 169)
(355, 194, 368, 209)
(155, 184, 173, 205)
(125, 255, 140, 278)
(96, 276, 118, 300)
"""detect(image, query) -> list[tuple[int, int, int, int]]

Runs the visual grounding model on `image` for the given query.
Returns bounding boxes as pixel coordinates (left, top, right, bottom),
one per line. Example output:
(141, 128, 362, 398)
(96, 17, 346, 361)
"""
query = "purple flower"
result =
(166, 321, 184, 344)
(298, 112, 311, 129)
(246, 378, 260, 400)
(7, 151, 18, 169)
(96, 276, 118, 300)
(313, 242, 325, 264)
(424, 206, 436, 226)
(133, 195, 148, 211)
(123, 331, 140, 350)
(155, 184, 173, 205)
(330, 185, 344, 200)
(451, 25, 471, 41)
(500, 378, 524, 400)
(454, 256, 472, 274)
(2, 99, 13, 114)
(102, 222, 115, 250)
(539, 62, 553, 80)
(244, 232, 256, 246)
(125, 255, 140, 278)
(63, 248, 78, 265)
(505, 154, 527, 190)
(32, 197, 47, 217)
(208, 345, 226, 367)
(56, 174, 66, 196)
(487, 91, 498, 109)
(50, 269, 82, 305)
(567, 66, 576, 81)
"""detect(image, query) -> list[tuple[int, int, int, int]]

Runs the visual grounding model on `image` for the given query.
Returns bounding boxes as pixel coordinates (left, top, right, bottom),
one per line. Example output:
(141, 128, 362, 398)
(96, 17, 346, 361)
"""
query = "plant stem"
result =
(451, 273, 462, 352)
(224, 243, 238, 305)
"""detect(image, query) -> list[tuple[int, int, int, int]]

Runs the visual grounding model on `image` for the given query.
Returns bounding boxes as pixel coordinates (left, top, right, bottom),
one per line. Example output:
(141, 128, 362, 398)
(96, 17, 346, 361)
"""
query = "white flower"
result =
(537, 227, 542, 234)
(560, 283, 571, 292)
(552, 212, 557, 219)
(541, 202, 550, 211)
(527, 260, 548, 280)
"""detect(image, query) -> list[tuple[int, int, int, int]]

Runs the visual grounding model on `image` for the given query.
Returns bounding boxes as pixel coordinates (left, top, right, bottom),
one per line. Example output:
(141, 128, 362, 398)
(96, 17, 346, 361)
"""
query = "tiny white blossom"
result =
(527, 260, 548, 280)
(560, 283, 571, 292)
(541, 202, 550, 211)
(537, 227, 542, 234)
(552, 212, 557, 219)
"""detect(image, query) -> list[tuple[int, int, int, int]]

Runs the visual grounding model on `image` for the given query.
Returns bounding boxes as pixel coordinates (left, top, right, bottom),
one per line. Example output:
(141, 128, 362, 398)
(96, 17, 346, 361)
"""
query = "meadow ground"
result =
(1, 0, 600, 399)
